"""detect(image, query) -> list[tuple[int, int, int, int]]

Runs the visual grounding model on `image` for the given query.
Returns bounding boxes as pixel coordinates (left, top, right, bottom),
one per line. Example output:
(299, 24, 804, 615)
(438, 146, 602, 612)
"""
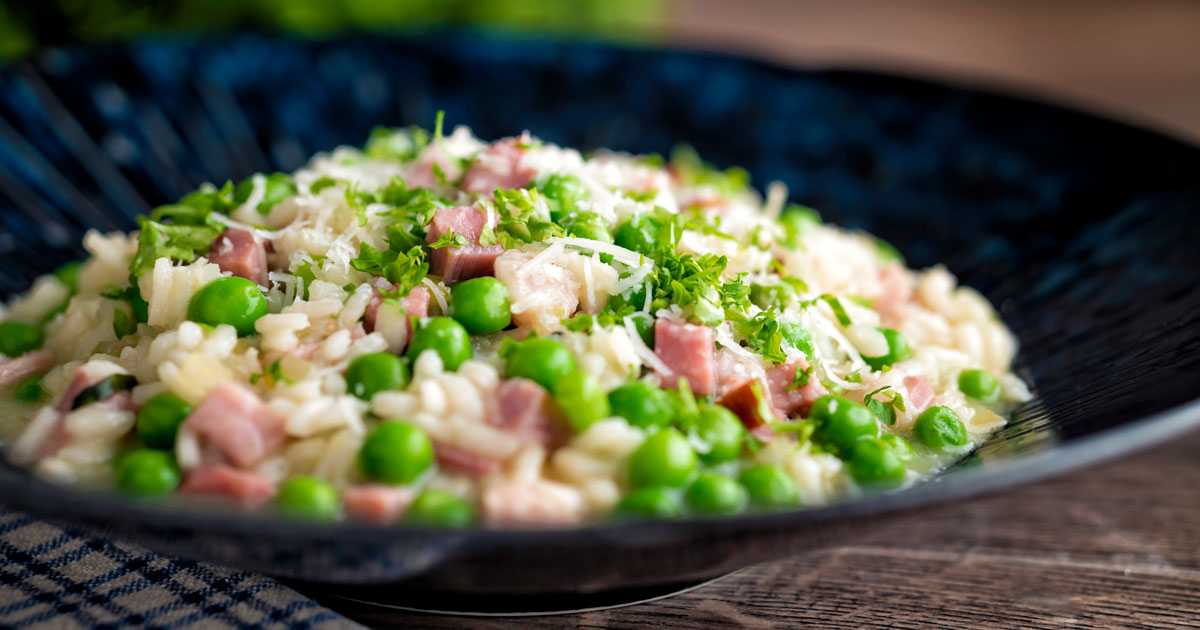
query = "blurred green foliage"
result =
(0, 0, 670, 59)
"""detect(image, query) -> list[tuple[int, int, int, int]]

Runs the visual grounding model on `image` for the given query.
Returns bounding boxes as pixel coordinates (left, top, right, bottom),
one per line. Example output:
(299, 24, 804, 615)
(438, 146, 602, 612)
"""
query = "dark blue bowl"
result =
(1, 33, 1198, 611)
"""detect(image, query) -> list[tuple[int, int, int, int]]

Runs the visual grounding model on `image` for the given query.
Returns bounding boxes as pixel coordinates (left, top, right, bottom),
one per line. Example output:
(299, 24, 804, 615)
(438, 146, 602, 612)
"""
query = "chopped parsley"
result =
(865, 386, 906, 426)
(234, 172, 296, 216)
(788, 361, 815, 390)
(129, 216, 223, 278)
(819, 294, 853, 327)
(309, 176, 340, 194)
(481, 188, 565, 248)
(428, 230, 469, 250)
(112, 308, 136, 339)
(249, 359, 294, 386)
(348, 243, 428, 296)
(364, 126, 430, 162)
(670, 145, 751, 195)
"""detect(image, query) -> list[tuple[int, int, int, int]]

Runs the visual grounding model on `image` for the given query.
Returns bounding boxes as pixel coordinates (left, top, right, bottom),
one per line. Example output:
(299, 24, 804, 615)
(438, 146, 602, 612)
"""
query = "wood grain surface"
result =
(314, 429, 1200, 629)
(669, 0, 1200, 144)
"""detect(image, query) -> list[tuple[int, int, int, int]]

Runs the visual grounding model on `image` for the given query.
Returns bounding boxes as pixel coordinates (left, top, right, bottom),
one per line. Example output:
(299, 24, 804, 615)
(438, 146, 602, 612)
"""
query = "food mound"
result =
(0, 121, 1029, 527)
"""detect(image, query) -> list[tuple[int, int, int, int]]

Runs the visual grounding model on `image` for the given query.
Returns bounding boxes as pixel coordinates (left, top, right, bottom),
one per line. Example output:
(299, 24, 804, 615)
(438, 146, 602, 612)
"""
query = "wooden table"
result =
(318, 429, 1200, 628)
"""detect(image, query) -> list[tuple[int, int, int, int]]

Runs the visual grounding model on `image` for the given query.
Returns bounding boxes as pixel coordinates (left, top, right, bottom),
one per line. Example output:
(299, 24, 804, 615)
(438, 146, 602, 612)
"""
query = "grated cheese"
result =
(546, 236, 646, 268)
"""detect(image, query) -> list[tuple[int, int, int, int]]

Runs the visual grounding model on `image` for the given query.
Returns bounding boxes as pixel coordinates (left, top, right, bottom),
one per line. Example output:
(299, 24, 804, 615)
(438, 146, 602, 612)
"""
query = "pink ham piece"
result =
(717, 379, 778, 442)
(207, 229, 268, 286)
(343, 485, 416, 525)
(435, 442, 502, 478)
(57, 361, 129, 412)
(363, 279, 430, 333)
(653, 319, 718, 396)
(182, 382, 285, 468)
(764, 359, 827, 418)
(461, 137, 537, 195)
(491, 378, 564, 447)
(0, 349, 54, 388)
(873, 264, 914, 323)
(425, 206, 505, 282)
(903, 375, 935, 412)
(179, 464, 276, 510)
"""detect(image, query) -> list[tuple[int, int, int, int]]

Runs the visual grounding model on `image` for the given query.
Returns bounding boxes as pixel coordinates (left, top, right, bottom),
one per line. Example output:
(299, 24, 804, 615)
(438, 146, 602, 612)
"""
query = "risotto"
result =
(0, 121, 1029, 527)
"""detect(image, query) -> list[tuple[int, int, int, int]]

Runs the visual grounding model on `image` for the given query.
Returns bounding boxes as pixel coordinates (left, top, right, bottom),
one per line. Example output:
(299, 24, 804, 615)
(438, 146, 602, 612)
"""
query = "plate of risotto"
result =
(1, 118, 1032, 527)
(0, 35, 1197, 605)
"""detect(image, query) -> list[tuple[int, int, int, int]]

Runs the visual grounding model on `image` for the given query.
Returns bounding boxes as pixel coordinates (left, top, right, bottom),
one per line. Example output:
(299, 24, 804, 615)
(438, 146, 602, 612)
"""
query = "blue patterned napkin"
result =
(0, 509, 360, 629)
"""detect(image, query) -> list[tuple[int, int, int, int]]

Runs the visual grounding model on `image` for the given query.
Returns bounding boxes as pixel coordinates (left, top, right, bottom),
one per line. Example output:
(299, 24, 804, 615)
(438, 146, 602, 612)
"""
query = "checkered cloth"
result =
(0, 509, 362, 629)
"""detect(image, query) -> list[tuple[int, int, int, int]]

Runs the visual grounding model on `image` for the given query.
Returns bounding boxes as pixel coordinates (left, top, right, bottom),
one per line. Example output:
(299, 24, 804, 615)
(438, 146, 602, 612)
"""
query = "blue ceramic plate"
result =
(1, 32, 1198, 612)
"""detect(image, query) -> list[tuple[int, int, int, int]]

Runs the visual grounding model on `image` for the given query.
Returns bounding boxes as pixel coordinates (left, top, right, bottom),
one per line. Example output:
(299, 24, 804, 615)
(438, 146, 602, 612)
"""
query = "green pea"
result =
(406, 317, 472, 371)
(810, 395, 878, 453)
(345, 353, 410, 401)
(0, 321, 44, 358)
(958, 369, 1001, 403)
(553, 371, 610, 432)
(846, 437, 908, 486)
(628, 428, 696, 488)
(404, 489, 476, 528)
(685, 473, 748, 516)
(879, 432, 914, 461)
(608, 381, 674, 429)
(186, 276, 268, 337)
(115, 449, 181, 497)
(449, 277, 511, 335)
(613, 215, 659, 255)
(692, 404, 745, 465)
(862, 328, 911, 371)
(53, 261, 83, 295)
(538, 174, 588, 221)
(504, 337, 577, 392)
(275, 476, 340, 521)
(136, 392, 193, 450)
(562, 212, 613, 242)
(913, 405, 968, 449)
(13, 376, 46, 403)
(617, 486, 682, 519)
(359, 421, 434, 484)
(739, 465, 800, 510)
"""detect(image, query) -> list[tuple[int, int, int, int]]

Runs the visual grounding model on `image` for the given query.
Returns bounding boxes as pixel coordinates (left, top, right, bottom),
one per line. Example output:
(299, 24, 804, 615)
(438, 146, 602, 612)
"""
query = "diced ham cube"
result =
(461, 137, 537, 196)
(343, 485, 416, 525)
(654, 319, 718, 396)
(207, 229, 268, 286)
(481, 479, 585, 527)
(179, 464, 276, 509)
(491, 378, 563, 447)
(57, 361, 129, 412)
(435, 442, 502, 478)
(425, 206, 505, 282)
(363, 279, 430, 333)
(764, 359, 827, 418)
(717, 379, 778, 442)
(400, 286, 431, 319)
(0, 349, 54, 388)
(903, 375, 935, 412)
(182, 382, 285, 468)
(873, 264, 914, 322)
